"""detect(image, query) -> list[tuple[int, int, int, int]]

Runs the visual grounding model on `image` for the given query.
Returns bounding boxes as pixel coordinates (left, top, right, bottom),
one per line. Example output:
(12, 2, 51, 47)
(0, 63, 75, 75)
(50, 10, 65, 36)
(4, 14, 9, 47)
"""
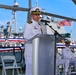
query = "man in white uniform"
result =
(23, 6, 44, 75)
(56, 49, 69, 75)
(62, 40, 76, 73)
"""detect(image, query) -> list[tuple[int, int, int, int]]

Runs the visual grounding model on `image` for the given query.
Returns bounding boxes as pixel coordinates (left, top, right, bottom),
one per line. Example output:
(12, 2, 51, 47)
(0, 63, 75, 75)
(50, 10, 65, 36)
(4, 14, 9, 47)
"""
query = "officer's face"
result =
(31, 14, 40, 22)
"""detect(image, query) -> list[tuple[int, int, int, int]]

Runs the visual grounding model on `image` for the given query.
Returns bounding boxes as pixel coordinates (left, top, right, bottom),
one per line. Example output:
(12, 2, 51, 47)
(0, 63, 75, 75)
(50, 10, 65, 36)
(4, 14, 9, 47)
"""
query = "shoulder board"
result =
(27, 21, 33, 24)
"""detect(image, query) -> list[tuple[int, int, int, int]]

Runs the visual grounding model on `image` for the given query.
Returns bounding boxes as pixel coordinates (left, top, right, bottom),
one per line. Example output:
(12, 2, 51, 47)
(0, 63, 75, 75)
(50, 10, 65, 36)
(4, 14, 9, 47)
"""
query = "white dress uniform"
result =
(62, 47, 76, 71)
(23, 19, 42, 75)
(56, 52, 70, 75)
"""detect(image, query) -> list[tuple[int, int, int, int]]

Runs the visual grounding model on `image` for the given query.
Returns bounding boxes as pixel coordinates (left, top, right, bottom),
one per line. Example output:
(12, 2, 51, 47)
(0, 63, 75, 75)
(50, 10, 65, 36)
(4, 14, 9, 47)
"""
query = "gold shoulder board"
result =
(28, 21, 32, 24)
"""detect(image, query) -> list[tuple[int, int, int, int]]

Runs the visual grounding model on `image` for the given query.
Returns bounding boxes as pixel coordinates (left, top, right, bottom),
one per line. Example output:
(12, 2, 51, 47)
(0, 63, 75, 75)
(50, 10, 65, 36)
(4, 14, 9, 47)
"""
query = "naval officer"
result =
(62, 40, 76, 73)
(23, 6, 44, 75)
(56, 48, 69, 75)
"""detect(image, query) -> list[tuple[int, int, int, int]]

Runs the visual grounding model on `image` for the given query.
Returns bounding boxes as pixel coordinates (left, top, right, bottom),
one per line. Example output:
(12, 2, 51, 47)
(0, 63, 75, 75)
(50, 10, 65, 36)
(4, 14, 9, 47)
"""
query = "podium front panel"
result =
(32, 35, 55, 75)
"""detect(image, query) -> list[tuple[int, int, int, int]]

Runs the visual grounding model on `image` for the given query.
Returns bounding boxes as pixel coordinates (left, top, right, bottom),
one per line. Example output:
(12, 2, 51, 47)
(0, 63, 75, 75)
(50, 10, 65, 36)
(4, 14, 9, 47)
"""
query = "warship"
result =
(0, 0, 76, 75)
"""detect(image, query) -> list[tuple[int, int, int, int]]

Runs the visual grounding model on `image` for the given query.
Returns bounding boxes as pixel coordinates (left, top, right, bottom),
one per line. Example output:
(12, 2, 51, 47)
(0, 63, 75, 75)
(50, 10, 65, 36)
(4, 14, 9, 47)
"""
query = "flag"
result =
(59, 19, 72, 26)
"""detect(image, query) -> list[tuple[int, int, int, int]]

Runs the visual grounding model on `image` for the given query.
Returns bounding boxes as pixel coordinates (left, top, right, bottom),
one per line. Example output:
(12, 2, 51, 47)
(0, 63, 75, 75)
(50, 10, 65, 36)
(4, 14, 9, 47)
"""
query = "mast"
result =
(28, 0, 32, 21)
(12, 0, 19, 33)
(36, 0, 38, 6)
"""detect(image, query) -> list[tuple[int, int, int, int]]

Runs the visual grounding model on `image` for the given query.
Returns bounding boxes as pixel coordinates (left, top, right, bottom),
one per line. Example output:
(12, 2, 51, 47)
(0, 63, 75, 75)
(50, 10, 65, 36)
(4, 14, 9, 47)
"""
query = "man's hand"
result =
(41, 26, 44, 33)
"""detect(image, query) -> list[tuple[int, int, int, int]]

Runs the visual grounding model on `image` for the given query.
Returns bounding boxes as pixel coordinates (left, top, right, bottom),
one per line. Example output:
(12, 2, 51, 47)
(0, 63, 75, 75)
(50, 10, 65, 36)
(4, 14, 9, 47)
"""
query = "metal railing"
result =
(0, 46, 25, 64)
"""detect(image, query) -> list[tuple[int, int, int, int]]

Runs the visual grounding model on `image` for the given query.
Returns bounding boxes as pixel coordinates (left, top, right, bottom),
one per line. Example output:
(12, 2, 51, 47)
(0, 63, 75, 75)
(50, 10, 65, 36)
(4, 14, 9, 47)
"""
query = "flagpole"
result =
(70, 21, 73, 41)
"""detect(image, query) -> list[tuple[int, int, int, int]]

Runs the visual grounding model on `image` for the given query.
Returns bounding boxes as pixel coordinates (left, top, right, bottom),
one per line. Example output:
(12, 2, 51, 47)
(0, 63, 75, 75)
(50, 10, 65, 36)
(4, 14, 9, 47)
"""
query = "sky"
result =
(0, 0, 76, 40)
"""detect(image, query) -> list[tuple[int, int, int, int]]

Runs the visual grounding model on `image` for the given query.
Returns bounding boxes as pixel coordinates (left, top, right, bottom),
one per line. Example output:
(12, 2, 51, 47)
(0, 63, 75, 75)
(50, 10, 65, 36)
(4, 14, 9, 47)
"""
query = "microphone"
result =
(40, 19, 50, 25)
(40, 19, 50, 22)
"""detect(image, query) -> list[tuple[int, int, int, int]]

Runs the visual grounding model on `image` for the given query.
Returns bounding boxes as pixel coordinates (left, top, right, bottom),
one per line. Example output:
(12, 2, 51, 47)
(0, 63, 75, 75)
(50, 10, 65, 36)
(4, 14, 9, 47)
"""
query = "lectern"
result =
(32, 34, 55, 75)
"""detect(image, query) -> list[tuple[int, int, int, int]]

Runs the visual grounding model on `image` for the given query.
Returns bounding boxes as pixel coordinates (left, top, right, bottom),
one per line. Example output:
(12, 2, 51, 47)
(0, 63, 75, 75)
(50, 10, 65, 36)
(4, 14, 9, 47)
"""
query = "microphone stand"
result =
(42, 21, 62, 75)
(48, 24, 62, 75)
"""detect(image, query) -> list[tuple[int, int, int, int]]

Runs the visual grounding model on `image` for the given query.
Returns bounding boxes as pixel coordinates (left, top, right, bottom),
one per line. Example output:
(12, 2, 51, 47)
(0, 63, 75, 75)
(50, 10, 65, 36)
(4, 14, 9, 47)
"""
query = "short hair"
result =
(65, 40, 70, 44)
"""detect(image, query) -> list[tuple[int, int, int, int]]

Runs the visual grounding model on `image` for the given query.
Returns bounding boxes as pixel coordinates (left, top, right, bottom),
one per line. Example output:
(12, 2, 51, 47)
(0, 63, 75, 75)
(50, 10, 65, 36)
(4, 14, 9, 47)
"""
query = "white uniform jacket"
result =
(23, 19, 42, 57)
(62, 47, 74, 60)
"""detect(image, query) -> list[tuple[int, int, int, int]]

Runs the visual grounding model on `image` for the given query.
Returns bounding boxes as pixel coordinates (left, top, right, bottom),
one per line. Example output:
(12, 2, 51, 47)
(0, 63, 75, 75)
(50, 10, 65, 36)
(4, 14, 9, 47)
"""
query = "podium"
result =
(32, 34, 55, 75)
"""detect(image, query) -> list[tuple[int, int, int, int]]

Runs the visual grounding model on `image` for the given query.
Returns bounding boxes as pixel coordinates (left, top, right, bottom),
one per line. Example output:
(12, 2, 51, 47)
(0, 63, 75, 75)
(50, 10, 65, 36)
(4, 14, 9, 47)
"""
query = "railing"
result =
(0, 46, 25, 65)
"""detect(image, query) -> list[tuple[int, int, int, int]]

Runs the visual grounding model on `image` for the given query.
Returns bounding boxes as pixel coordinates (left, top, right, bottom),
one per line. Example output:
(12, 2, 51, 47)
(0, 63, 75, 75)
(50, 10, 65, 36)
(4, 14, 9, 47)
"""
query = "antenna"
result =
(14, 0, 16, 3)
(36, 0, 38, 6)
(27, 0, 32, 22)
